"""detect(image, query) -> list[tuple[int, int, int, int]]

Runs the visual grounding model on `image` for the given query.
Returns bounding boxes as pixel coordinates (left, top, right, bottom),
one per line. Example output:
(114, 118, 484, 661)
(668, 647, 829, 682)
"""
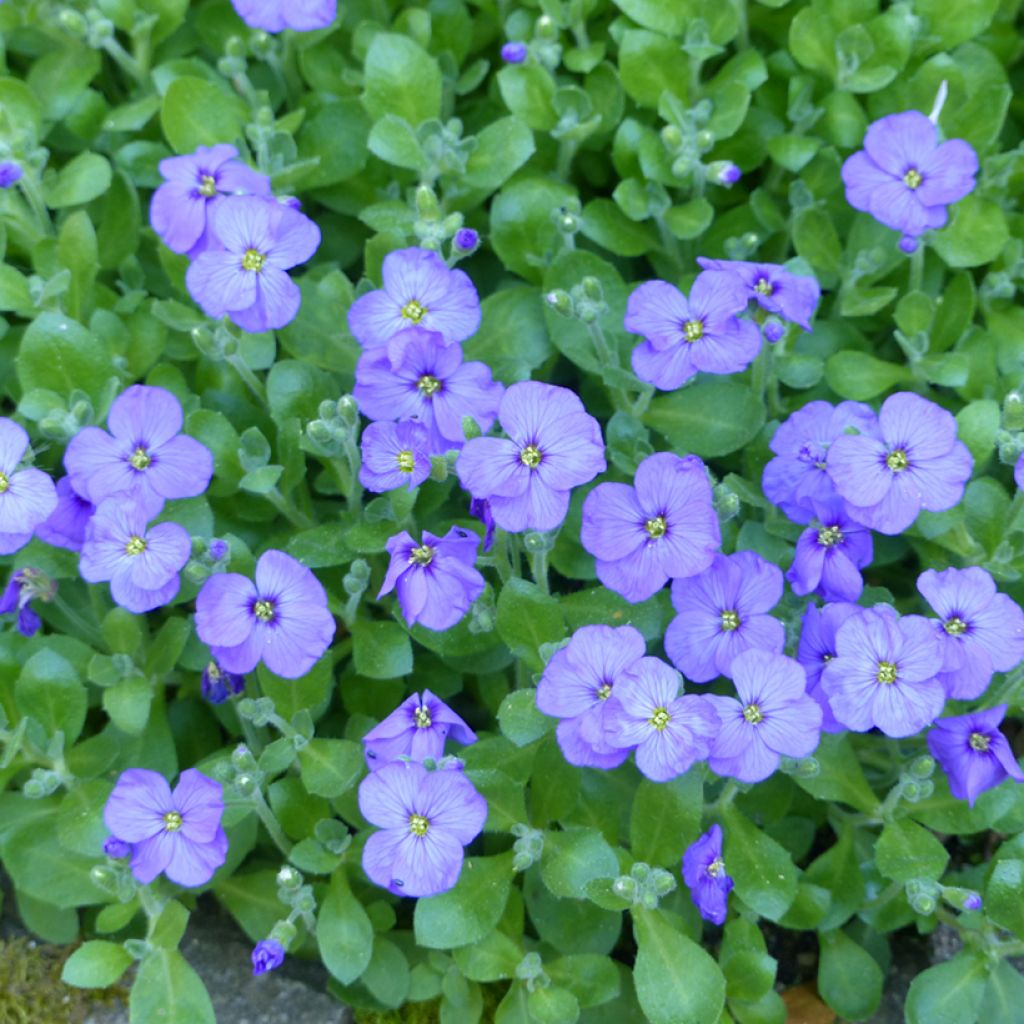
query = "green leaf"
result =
(541, 828, 619, 899)
(956, 399, 1000, 468)
(294, 98, 370, 188)
(453, 929, 522, 982)
(129, 950, 215, 1024)
(664, 198, 714, 240)
(463, 287, 551, 383)
(367, 114, 427, 171)
(464, 117, 536, 193)
(611, 0, 686, 35)
(491, 177, 577, 283)
(414, 853, 513, 949)
(824, 351, 911, 401)
(618, 30, 688, 109)
(804, 826, 865, 932)
(62, 940, 133, 988)
(721, 805, 798, 921)
(548, 954, 621, 1009)
(15, 649, 87, 745)
(528, 986, 580, 1024)
(161, 77, 246, 153)
(353, 619, 413, 679)
(497, 689, 555, 747)
(102, 676, 153, 736)
(793, 734, 879, 814)
(150, 900, 190, 951)
(931, 195, 1009, 269)
(363, 936, 411, 1008)
(581, 199, 658, 257)
(497, 65, 557, 131)
(875, 818, 949, 883)
(904, 953, 987, 1024)
(16, 312, 114, 405)
(980, 960, 1024, 1024)
(630, 774, 702, 867)
(363, 33, 442, 125)
(317, 870, 374, 985)
(496, 579, 566, 671)
(985, 858, 1024, 938)
(792, 207, 842, 278)
(297, 738, 364, 799)
(817, 930, 883, 1021)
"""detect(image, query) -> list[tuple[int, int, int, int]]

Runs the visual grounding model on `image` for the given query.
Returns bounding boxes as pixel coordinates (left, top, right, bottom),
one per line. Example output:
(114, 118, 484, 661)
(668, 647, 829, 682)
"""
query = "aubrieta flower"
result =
(786, 498, 873, 603)
(682, 825, 733, 926)
(796, 601, 860, 733)
(501, 42, 529, 63)
(453, 228, 479, 253)
(820, 605, 945, 738)
(603, 656, 717, 782)
(827, 392, 973, 535)
(358, 760, 487, 898)
(535, 625, 646, 770)
(841, 110, 977, 249)
(456, 381, 606, 533)
(761, 400, 877, 524)
(201, 661, 246, 705)
(0, 568, 54, 638)
(195, 549, 336, 679)
(927, 706, 1024, 807)
(150, 144, 271, 257)
(0, 418, 57, 555)
(230, 0, 336, 32)
(35, 477, 94, 551)
(580, 452, 721, 604)
(469, 498, 496, 552)
(664, 551, 785, 683)
(79, 497, 192, 614)
(64, 385, 214, 508)
(378, 526, 485, 632)
(348, 247, 481, 352)
(697, 258, 821, 333)
(251, 940, 285, 976)
(362, 690, 477, 769)
(103, 837, 132, 859)
(186, 196, 321, 333)
(103, 768, 228, 887)
(712, 162, 742, 187)
(0, 162, 22, 188)
(624, 271, 761, 392)
(705, 649, 823, 783)
(917, 567, 1024, 700)
(1015, 452, 1024, 493)
(353, 327, 503, 454)
(359, 420, 432, 493)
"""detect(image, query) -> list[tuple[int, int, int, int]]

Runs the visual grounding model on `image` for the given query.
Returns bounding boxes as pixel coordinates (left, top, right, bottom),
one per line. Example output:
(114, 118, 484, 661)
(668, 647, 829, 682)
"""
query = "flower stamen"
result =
(520, 445, 542, 469)
(409, 544, 434, 566)
(401, 299, 427, 323)
(649, 707, 671, 731)
(417, 375, 441, 396)
(242, 248, 266, 273)
(645, 516, 667, 539)
(886, 449, 909, 472)
(876, 660, 898, 685)
(596, 683, 612, 701)
(396, 449, 416, 473)
(903, 168, 923, 190)
(163, 811, 183, 832)
(129, 447, 151, 471)
(720, 610, 741, 632)
(408, 813, 429, 836)
(125, 535, 147, 556)
(414, 705, 432, 728)
(197, 174, 217, 197)
(969, 731, 990, 752)
(743, 703, 763, 725)
(682, 319, 704, 342)
(754, 277, 773, 296)
(817, 525, 843, 548)
(254, 599, 276, 622)
(944, 616, 968, 636)
(0, 471, 8, 494)
(707, 857, 726, 878)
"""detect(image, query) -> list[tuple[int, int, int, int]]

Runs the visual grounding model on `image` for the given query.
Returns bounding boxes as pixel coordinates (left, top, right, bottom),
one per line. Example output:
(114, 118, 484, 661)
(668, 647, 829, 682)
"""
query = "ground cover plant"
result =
(0, 0, 1023, 1022)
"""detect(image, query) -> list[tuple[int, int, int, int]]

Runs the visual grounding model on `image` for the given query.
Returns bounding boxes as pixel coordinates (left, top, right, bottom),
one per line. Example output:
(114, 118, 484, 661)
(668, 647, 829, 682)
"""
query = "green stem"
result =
(340, 439, 364, 518)
(733, 0, 749, 49)
(226, 352, 269, 407)
(689, 58, 704, 102)
(16, 172, 52, 236)
(556, 138, 578, 180)
(908, 244, 925, 293)
(102, 37, 146, 84)
(530, 548, 550, 595)
(266, 487, 314, 530)
(51, 594, 106, 650)
(251, 787, 293, 856)
(585, 321, 632, 412)
(653, 213, 684, 274)
(139, 885, 167, 938)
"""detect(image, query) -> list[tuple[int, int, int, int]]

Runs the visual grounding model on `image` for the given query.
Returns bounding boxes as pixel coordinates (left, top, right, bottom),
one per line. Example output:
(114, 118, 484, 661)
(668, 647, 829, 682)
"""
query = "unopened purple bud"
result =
(104, 836, 132, 859)
(208, 538, 229, 561)
(469, 497, 496, 552)
(278, 196, 302, 211)
(252, 939, 285, 976)
(763, 319, 785, 344)
(718, 162, 741, 185)
(0, 162, 23, 189)
(501, 42, 528, 64)
(963, 893, 982, 911)
(454, 228, 479, 253)
(202, 661, 245, 704)
(899, 235, 919, 254)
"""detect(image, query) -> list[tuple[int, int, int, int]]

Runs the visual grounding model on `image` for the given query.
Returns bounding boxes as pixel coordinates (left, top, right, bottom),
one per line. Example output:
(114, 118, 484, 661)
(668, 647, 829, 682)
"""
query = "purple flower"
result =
(842, 111, 977, 244)
(230, 0, 335, 31)
(35, 477, 94, 551)
(603, 657, 717, 782)
(927, 706, 1024, 807)
(762, 400, 878, 524)
(358, 760, 487, 897)
(704, 649, 822, 783)
(0, 418, 58, 555)
(625, 272, 761, 392)
(79, 497, 191, 614)
(664, 551, 785, 683)
(796, 602, 861, 733)
(456, 382, 606, 533)
(827, 392, 973, 535)
(501, 42, 529, 63)
(581, 452, 720, 604)
(786, 498, 873, 603)
(186, 196, 321, 333)
(103, 768, 228, 887)
(359, 420, 432, 493)
(917, 567, 1024, 700)
(251, 940, 285, 976)
(819, 605, 945, 737)
(469, 498, 496, 552)
(195, 550, 336, 679)
(962, 892, 983, 911)
(535, 625, 646, 770)
(150, 144, 271, 257)
(64, 385, 214, 508)
(683, 825, 733, 925)
(1015, 452, 1024, 492)
(454, 228, 479, 252)
(378, 526, 485, 632)
(696, 258, 821, 332)
(363, 690, 476, 769)
(353, 328, 503, 454)
(208, 538, 229, 562)
(201, 661, 246, 705)
(0, 568, 54, 638)
(348, 247, 481, 351)
(103, 837, 132, 859)
(762, 319, 785, 343)
(0, 162, 22, 188)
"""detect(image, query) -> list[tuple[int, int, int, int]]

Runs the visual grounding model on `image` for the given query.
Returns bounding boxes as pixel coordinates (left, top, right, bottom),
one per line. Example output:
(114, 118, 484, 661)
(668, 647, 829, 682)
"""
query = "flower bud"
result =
(544, 289, 574, 317)
(277, 865, 303, 889)
(909, 755, 935, 779)
(501, 42, 528, 64)
(1004, 392, 1024, 432)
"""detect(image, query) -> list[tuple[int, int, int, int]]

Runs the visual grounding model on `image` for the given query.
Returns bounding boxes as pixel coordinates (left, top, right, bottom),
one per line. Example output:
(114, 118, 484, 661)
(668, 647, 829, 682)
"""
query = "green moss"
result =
(354, 1000, 441, 1024)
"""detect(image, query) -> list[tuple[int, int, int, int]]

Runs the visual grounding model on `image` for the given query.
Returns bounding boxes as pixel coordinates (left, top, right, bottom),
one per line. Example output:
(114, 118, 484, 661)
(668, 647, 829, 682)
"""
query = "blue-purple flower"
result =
(625, 272, 761, 391)
(535, 625, 647, 770)
(697, 258, 821, 332)
(927, 706, 1024, 807)
(819, 605, 944, 738)
(501, 42, 529, 63)
(1015, 452, 1024, 493)
(378, 526, 485, 632)
(186, 196, 321, 333)
(453, 228, 479, 253)
(704, 649, 822, 783)
(0, 568, 54, 637)
(195, 550, 336, 678)
(827, 392, 973, 535)
(64, 385, 214, 508)
(842, 110, 977, 248)
(603, 657, 717, 782)
(150, 144, 271, 257)
(35, 477, 94, 551)
(103, 837, 132, 859)
(201, 661, 246, 705)
(580, 452, 720, 604)
(103, 768, 228, 887)
(469, 498, 496, 553)
(682, 825, 733, 926)
(796, 601, 861, 733)
(786, 498, 873, 603)
(347, 247, 481, 351)
(456, 382, 606, 533)
(664, 551, 785, 683)
(917, 567, 1024, 701)
(359, 420, 432, 493)
(0, 162, 22, 188)
(0, 418, 57, 555)
(358, 760, 487, 897)
(230, 0, 335, 32)
(354, 327, 503, 454)
(251, 940, 285, 976)
(362, 690, 477, 769)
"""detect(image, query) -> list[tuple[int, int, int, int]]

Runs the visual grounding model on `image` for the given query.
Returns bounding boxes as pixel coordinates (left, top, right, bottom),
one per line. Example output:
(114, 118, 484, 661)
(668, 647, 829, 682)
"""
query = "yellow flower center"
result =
(720, 610, 741, 632)
(969, 731, 990, 752)
(649, 707, 671, 731)
(817, 525, 843, 548)
(125, 535, 147, 556)
(414, 705, 432, 728)
(754, 277, 773, 296)
(645, 516, 667, 539)
(886, 449, 909, 472)
(944, 617, 967, 636)
(903, 168, 922, 189)
(242, 248, 266, 272)
(743, 703, 764, 725)
(163, 811, 183, 832)
(683, 319, 704, 342)
(596, 683, 612, 701)
(417, 375, 441, 396)
(707, 857, 726, 878)
(520, 445, 542, 469)
(198, 174, 218, 197)
(876, 660, 898, 685)
(409, 813, 429, 836)
(401, 299, 427, 324)
(254, 599, 275, 622)
(409, 544, 434, 566)
(129, 447, 151, 471)
(0, 471, 8, 494)
(396, 449, 416, 473)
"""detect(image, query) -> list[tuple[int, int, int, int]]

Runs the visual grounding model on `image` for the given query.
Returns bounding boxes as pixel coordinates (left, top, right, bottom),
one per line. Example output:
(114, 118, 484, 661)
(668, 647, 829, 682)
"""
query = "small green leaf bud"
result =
(232, 743, 257, 770)
(544, 289, 574, 317)
(660, 125, 683, 151)
(909, 755, 935, 780)
(695, 129, 715, 151)
(415, 184, 441, 220)
(1004, 392, 1024, 431)
(630, 862, 651, 882)
(277, 865, 303, 889)
(612, 876, 638, 902)
(234, 773, 258, 797)
(269, 919, 298, 949)
(536, 14, 558, 38)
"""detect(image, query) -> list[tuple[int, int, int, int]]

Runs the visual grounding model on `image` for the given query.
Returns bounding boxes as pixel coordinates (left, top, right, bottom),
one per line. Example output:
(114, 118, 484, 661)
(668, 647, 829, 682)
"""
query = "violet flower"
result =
(456, 381, 606, 533)
(230, 0, 336, 32)
(917, 566, 1024, 700)
(682, 825, 733, 926)
(580, 452, 721, 604)
(103, 768, 228, 887)
(927, 706, 1024, 807)
(195, 549, 336, 678)
(378, 526, 485, 632)
(35, 477, 94, 551)
(796, 601, 861, 733)
(697, 258, 821, 332)
(535, 624, 647, 770)
(786, 498, 873, 603)
(251, 940, 285, 976)
(453, 228, 479, 253)
(358, 760, 487, 897)
(362, 690, 477, 769)
(664, 551, 785, 683)
(359, 420, 432, 493)
(501, 42, 528, 63)
(103, 837, 132, 859)
(201, 661, 246, 705)
(186, 196, 320, 333)
(827, 392, 973, 535)
(1015, 452, 1024, 493)
(0, 418, 57, 555)
(469, 498, 496, 553)
(0, 162, 22, 188)
(0, 568, 55, 638)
